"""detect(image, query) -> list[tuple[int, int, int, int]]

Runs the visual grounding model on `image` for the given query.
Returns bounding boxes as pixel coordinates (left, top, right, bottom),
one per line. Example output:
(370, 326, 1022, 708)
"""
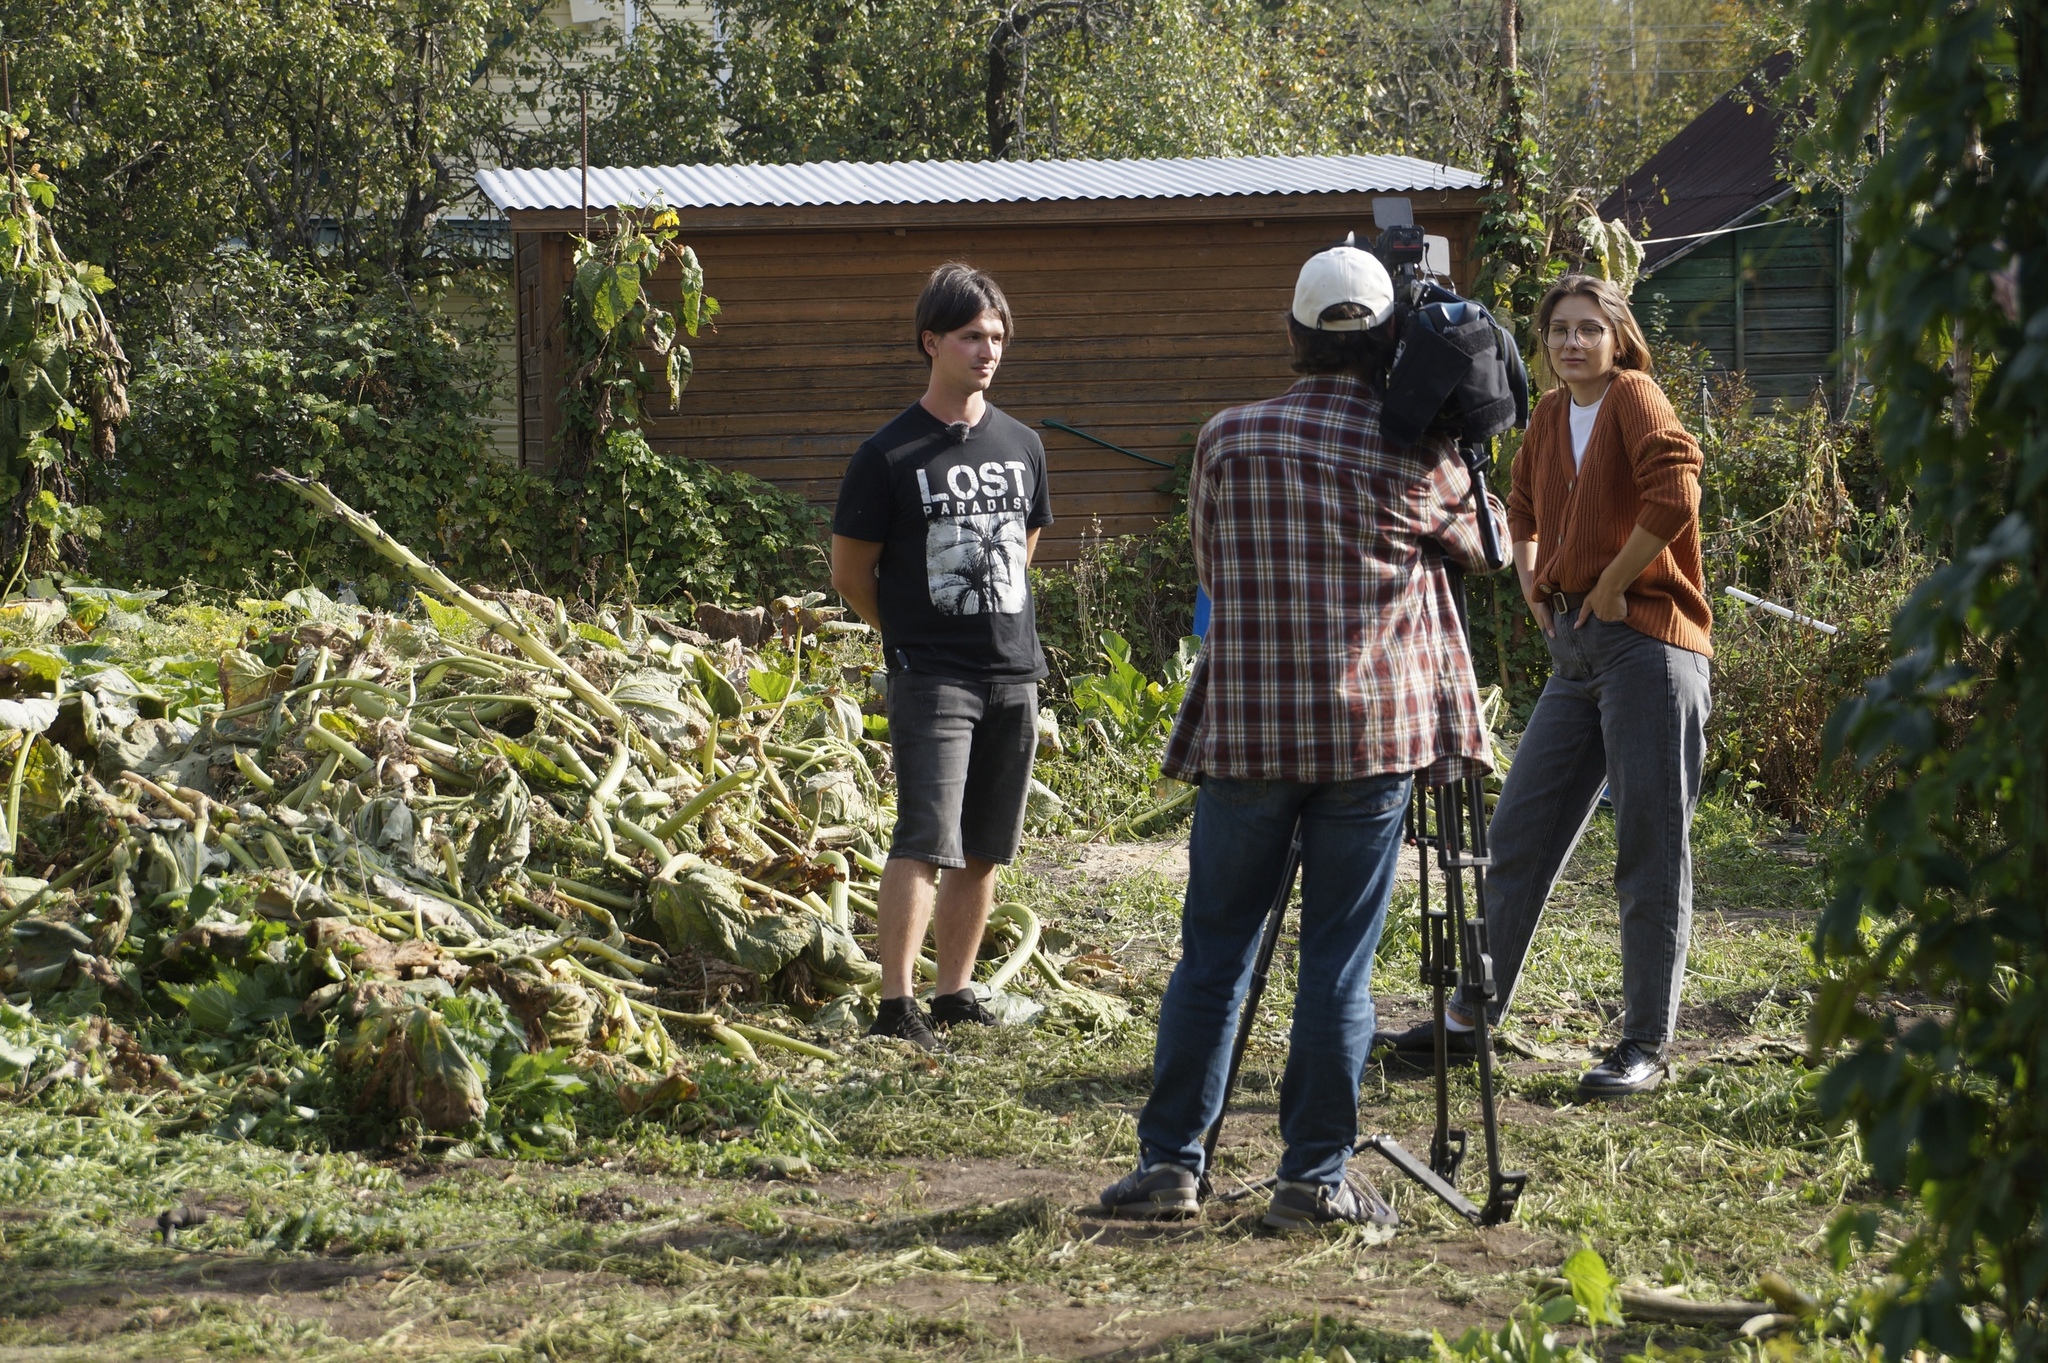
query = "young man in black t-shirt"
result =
(831, 263, 1054, 1050)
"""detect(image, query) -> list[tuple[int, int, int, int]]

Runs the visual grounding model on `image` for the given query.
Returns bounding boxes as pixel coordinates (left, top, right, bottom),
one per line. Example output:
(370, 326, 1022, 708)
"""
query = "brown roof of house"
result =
(1599, 52, 1798, 271)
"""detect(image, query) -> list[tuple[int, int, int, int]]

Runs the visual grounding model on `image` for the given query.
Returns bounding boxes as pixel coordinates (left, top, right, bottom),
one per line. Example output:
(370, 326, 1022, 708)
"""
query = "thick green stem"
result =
(264, 470, 679, 777)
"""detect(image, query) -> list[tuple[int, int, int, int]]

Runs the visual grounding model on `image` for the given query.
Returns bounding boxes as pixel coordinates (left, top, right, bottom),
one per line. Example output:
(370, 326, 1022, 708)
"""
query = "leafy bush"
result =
(568, 430, 826, 607)
(91, 257, 524, 601)
(1668, 359, 1924, 827)
(1070, 631, 1199, 747)
(90, 256, 823, 607)
(1031, 510, 1198, 697)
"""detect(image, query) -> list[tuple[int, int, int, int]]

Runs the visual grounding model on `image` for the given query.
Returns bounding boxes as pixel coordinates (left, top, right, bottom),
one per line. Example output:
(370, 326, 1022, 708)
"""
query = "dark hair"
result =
(915, 263, 1014, 365)
(1534, 274, 1654, 384)
(1288, 303, 1395, 384)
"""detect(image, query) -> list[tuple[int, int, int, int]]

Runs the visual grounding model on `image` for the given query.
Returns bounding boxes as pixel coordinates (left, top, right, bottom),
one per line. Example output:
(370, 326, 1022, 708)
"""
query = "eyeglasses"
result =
(1544, 322, 1611, 348)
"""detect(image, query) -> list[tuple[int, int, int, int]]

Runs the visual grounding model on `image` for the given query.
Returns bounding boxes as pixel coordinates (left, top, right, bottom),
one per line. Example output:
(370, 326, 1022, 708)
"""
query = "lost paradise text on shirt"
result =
(832, 401, 1054, 682)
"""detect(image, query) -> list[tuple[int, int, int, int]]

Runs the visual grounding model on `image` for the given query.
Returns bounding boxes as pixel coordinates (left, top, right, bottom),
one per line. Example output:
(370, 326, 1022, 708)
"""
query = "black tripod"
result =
(1199, 438, 1527, 1228)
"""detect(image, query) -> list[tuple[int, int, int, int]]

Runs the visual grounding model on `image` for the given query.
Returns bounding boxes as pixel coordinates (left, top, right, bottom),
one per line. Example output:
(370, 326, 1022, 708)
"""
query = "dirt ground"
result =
(0, 809, 1853, 1362)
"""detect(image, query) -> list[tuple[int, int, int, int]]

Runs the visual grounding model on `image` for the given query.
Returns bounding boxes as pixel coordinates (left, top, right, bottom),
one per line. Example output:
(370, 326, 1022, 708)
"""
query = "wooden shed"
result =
(477, 154, 1486, 561)
(1600, 54, 1849, 409)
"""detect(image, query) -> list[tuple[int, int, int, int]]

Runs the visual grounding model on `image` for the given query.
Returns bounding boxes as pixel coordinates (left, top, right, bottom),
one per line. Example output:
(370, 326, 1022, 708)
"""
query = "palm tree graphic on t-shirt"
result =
(927, 514, 1028, 616)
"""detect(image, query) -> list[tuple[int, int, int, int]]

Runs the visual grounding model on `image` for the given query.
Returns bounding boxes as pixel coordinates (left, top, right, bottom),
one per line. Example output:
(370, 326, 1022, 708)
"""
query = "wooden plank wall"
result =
(1634, 215, 1842, 408)
(517, 208, 1476, 563)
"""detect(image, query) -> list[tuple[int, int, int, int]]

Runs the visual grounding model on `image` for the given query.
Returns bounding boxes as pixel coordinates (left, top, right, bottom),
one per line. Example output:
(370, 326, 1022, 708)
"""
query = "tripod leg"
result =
(1456, 772, 1528, 1226)
(1428, 783, 1466, 1184)
(1198, 828, 1301, 1200)
(1363, 531, 1530, 1226)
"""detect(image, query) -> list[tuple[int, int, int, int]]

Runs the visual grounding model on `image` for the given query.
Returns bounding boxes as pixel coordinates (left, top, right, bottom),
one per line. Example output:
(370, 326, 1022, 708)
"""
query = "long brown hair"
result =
(1535, 275, 1653, 387)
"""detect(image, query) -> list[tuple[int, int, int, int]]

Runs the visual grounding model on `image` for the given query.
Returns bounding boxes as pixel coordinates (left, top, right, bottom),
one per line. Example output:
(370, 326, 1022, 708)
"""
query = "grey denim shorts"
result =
(885, 671, 1038, 868)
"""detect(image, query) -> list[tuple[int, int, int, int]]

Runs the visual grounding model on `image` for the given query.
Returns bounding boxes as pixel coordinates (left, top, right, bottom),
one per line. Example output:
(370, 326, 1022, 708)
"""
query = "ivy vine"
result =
(0, 162, 125, 591)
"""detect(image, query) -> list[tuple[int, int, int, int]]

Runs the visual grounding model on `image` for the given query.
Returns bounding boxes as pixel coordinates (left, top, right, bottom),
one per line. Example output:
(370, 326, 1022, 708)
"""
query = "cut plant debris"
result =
(0, 475, 1129, 1152)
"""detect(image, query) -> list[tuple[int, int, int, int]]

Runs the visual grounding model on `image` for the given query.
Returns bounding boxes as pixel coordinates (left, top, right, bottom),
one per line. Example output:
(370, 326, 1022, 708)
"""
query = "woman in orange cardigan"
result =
(1376, 275, 1712, 1096)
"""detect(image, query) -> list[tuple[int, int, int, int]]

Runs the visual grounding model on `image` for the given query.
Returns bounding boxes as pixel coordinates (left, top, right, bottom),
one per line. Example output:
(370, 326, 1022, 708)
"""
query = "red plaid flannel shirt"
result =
(1161, 375, 1505, 787)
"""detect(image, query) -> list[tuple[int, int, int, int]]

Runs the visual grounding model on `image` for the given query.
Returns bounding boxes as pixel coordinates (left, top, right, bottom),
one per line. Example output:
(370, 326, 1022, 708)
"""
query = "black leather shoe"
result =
(1370, 1019, 1479, 1063)
(1578, 1038, 1670, 1097)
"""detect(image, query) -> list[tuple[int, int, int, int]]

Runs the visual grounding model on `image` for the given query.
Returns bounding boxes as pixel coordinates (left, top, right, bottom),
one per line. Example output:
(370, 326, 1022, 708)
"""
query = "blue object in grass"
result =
(1192, 586, 1211, 640)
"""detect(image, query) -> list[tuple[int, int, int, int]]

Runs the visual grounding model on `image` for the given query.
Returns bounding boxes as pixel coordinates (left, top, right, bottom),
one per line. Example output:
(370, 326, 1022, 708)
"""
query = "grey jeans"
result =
(1479, 614, 1711, 1045)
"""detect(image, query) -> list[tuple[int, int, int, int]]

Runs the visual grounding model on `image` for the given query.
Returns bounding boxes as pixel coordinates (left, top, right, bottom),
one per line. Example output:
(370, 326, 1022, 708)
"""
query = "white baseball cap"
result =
(1292, 246, 1396, 331)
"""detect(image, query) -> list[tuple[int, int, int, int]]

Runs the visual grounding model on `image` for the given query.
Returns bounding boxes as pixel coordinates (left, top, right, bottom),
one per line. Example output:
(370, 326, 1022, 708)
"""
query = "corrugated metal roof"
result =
(1599, 53, 1798, 272)
(476, 153, 1484, 212)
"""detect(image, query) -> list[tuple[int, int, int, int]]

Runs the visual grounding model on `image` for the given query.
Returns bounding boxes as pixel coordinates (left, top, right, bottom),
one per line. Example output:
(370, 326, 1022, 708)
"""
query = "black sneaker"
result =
(929, 989, 997, 1029)
(868, 997, 940, 1051)
(1262, 1174, 1399, 1232)
(1578, 1038, 1669, 1097)
(1097, 1163, 1199, 1219)
(1370, 1018, 1479, 1063)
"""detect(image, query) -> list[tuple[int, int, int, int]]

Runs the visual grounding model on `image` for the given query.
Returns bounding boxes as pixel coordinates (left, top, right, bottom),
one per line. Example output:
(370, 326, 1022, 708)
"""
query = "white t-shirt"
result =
(1568, 395, 1604, 472)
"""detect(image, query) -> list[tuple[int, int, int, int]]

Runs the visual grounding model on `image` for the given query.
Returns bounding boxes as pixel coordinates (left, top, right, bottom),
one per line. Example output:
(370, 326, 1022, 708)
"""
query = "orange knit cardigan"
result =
(1506, 369, 1713, 658)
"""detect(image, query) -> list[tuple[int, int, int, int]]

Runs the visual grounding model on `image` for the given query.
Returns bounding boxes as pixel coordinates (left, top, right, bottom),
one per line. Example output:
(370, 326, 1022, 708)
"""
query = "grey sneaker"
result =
(1097, 1163, 1200, 1219)
(1262, 1174, 1398, 1232)
(1578, 1038, 1669, 1097)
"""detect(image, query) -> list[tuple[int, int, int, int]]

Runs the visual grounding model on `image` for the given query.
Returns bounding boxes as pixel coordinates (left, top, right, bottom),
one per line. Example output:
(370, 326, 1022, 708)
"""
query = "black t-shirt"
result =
(832, 401, 1054, 682)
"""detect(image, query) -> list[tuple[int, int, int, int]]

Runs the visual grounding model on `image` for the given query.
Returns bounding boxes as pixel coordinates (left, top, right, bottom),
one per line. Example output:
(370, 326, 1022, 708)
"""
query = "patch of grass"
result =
(0, 793, 1904, 1361)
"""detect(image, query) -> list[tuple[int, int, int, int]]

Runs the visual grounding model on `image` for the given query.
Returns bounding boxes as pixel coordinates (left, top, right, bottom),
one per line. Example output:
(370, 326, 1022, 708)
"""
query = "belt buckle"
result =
(1550, 591, 1570, 618)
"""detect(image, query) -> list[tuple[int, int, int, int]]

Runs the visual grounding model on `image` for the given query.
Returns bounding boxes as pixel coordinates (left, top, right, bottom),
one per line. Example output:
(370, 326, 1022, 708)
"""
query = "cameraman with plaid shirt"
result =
(1098, 246, 1506, 1230)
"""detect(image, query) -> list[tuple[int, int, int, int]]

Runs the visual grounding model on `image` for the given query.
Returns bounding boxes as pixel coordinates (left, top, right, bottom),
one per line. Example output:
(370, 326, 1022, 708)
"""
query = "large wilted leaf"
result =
(799, 769, 876, 831)
(0, 697, 57, 733)
(650, 855, 812, 976)
(461, 764, 531, 896)
(471, 959, 599, 1050)
(0, 277, 29, 352)
(6, 919, 93, 991)
(281, 586, 359, 626)
(693, 654, 742, 720)
(16, 738, 73, 821)
(409, 1006, 487, 1130)
(219, 649, 289, 709)
(611, 669, 709, 748)
(352, 798, 420, 864)
(141, 828, 223, 900)
(13, 342, 70, 433)
(345, 1003, 487, 1132)
(803, 917, 879, 987)
(62, 586, 167, 615)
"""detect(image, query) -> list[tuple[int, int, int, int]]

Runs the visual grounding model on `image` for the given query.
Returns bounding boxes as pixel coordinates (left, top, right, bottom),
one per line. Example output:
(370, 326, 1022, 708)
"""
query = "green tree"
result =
(709, 0, 1376, 163)
(1805, 1, 2048, 1358)
(2, 0, 581, 320)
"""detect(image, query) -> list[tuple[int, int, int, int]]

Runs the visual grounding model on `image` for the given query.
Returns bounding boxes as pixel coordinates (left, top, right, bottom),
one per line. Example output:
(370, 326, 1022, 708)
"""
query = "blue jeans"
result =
(1136, 773, 1412, 1187)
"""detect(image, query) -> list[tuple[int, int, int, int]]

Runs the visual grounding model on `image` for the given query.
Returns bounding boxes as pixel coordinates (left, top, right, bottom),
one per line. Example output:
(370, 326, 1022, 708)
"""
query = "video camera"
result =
(1362, 197, 1529, 450)
(1354, 196, 1529, 571)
